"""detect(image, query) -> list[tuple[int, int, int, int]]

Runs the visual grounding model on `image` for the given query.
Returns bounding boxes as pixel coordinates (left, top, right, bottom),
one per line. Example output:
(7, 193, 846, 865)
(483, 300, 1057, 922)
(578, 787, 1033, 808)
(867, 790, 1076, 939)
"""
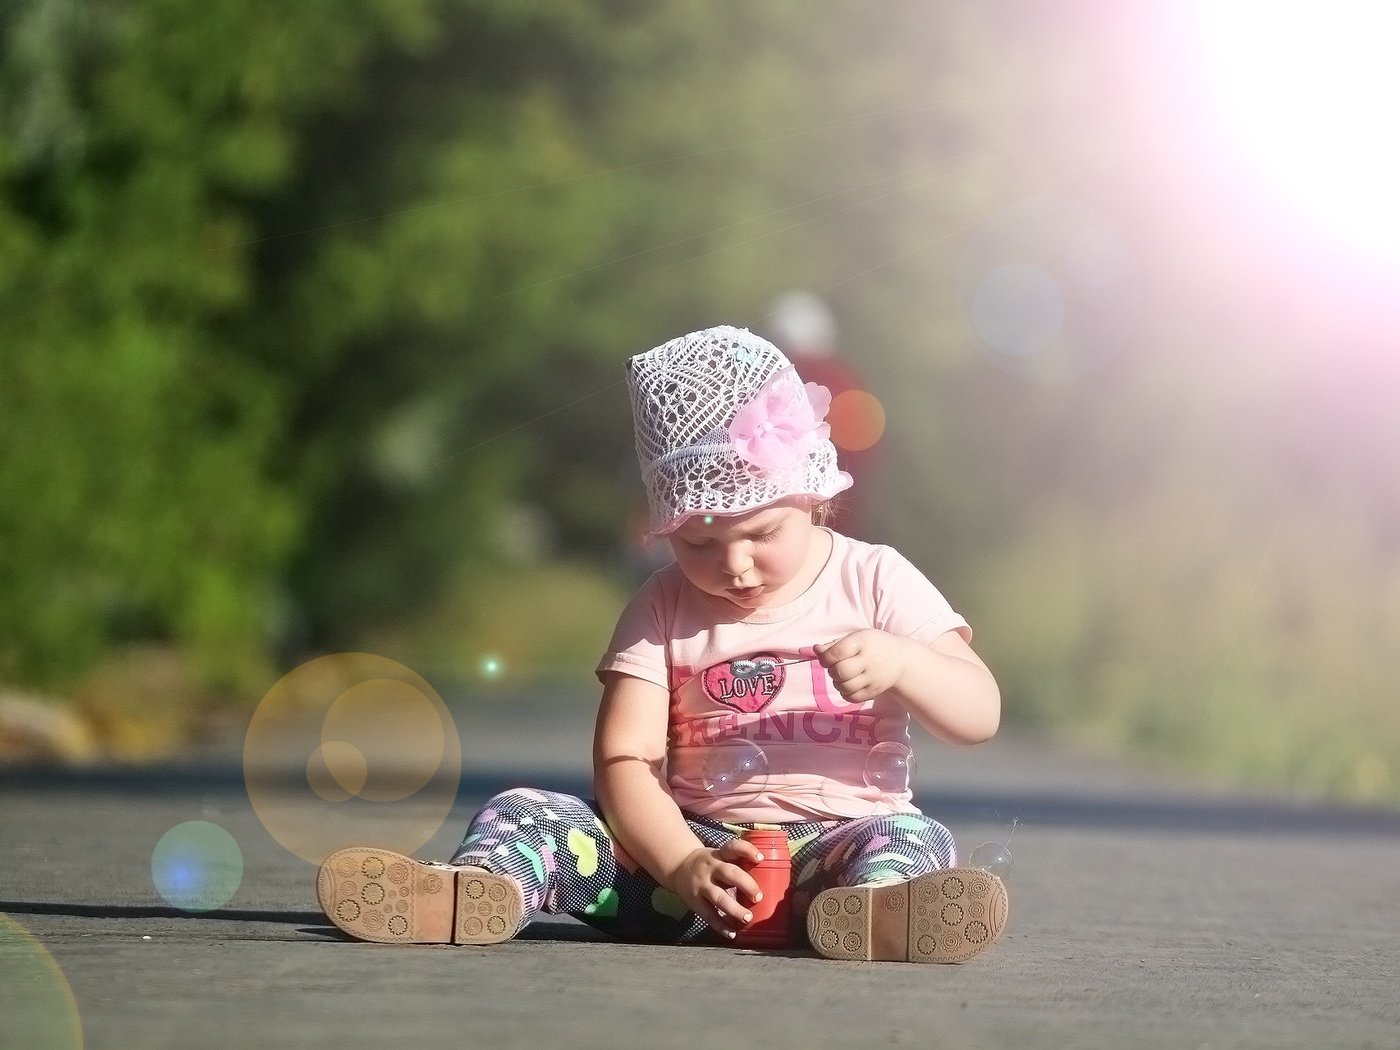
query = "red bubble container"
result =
(732, 828, 792, 949)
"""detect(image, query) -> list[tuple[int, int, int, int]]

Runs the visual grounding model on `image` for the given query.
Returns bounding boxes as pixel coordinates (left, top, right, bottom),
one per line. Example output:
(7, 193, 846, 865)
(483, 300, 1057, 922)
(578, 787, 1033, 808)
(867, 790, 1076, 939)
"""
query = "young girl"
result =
(316, 325, 1008, 963)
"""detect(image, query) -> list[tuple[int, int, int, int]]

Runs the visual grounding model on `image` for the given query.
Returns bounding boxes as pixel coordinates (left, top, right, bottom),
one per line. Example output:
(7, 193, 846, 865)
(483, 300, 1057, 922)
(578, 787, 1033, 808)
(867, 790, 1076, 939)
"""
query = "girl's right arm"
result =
(592, 671, 762, 938)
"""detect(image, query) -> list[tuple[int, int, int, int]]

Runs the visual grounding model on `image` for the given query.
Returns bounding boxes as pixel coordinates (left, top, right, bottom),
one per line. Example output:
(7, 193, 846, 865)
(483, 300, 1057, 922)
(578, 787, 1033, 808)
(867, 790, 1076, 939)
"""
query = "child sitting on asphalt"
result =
(317, 324, 1008, 962)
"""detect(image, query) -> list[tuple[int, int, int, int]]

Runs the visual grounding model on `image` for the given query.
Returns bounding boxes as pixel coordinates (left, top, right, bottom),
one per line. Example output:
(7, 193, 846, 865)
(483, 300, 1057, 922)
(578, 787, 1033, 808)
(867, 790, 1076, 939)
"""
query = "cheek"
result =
(674, 549, 718, 585)
(761, 542, 807, 579)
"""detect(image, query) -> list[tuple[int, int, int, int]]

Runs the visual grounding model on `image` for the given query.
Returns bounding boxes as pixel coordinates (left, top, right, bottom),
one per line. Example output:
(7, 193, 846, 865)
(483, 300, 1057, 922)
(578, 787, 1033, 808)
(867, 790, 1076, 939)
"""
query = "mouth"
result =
(727, 586, 764, 601)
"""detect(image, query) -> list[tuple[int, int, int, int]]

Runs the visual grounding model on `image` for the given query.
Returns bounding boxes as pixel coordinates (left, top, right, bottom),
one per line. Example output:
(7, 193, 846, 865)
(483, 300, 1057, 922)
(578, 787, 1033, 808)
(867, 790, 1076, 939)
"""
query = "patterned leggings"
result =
(449, 788, 957, 943)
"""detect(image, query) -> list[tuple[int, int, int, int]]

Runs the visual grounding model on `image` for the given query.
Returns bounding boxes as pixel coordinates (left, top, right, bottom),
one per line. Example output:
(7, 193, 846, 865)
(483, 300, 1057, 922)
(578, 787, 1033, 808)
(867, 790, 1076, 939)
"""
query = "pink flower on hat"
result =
(727, 375, 833, 472)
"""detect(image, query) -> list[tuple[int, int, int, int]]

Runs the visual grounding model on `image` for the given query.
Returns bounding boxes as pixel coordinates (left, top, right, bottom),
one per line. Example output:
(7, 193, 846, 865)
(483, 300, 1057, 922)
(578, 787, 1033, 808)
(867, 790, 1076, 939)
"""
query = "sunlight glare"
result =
(1190, 1, 1400, 262)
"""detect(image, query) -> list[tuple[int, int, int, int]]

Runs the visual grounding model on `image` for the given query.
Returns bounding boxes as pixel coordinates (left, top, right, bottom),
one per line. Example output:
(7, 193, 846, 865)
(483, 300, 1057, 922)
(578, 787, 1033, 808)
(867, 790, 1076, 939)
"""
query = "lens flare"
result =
(150, 820, 244, 912)
(320, 678, 444, 802)
(828, 389, 887, 452)
(971, 263, 1064, 359)
(306, 740, 368, 802)
(243, 653, 462, 865)
(1186, 1, 1400, 265)
(1064, 223, 1130, 290)
(0, 915, 83, 1050)
(958, 196, 1142, 381)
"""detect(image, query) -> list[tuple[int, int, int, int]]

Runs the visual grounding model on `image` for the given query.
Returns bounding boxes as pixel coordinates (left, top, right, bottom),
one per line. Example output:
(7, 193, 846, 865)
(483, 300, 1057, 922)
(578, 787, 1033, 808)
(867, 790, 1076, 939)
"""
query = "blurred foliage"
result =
(947, 309, 1400, 805)
(1, 1, 1396, 804)
(364, 559, 630, 688)
(0, 0, 1015, 694)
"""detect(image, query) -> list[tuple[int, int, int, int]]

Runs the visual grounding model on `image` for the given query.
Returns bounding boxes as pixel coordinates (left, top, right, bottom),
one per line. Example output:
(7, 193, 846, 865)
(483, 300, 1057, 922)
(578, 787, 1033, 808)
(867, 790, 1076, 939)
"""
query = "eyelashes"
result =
(682, 527, 781, 549)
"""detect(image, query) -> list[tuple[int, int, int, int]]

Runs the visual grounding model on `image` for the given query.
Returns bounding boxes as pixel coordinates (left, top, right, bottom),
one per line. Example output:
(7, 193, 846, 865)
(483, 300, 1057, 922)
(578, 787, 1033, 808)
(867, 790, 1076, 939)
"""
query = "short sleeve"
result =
(867, 546, 971, 646)
(595, 571, 672, 689)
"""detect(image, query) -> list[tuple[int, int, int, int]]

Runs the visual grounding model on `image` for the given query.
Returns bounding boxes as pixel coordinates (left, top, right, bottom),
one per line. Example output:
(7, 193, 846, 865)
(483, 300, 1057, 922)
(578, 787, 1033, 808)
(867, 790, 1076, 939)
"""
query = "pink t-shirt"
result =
(596, 529, 971, 823)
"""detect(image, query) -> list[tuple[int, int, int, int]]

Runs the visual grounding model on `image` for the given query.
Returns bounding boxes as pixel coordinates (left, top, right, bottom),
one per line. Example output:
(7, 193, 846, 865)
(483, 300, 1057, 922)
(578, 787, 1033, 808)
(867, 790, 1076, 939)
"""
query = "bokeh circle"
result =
(150, 820, 244, 912)
(828, 389, 888, 451)
(243, 653, 462, 865)
(0, 914, 83, 1049)
(957, 195, 1143, 381)
(971, 263, 1065, 358)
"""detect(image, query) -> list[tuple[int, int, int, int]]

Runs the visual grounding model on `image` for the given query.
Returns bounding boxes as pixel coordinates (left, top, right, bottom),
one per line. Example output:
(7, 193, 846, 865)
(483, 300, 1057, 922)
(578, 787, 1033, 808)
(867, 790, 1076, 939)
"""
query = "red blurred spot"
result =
(828, 390, 886, 452)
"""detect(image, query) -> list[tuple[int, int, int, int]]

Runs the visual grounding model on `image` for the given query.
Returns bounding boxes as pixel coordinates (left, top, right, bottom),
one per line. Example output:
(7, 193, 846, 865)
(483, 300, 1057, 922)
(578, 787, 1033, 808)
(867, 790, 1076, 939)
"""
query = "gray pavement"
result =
(3, 686, 1400, 1049)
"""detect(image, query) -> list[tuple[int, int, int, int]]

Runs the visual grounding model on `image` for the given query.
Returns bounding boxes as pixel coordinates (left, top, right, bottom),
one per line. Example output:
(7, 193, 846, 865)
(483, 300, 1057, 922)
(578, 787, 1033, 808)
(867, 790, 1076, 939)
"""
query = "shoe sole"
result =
(806, 868, 1008, 963)
(315, 847, 522, 945)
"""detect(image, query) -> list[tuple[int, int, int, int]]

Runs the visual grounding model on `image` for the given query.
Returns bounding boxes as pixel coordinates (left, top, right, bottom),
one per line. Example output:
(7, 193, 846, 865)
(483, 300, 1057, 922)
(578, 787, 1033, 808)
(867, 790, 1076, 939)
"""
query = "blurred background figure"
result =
(763, 292, 878, 540)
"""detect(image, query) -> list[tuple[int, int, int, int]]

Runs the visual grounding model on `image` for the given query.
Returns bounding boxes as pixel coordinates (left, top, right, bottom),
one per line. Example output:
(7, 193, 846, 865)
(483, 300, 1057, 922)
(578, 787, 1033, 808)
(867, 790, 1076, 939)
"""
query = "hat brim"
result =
(641, 472, 853, 544)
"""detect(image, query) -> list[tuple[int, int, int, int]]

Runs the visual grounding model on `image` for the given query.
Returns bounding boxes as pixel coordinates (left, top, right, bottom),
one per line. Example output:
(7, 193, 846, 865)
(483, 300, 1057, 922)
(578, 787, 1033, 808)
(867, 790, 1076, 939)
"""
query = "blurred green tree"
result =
(223, 0, 1027, 654)
(1, 0, 1019, 692)
(0, 0, 437, 690)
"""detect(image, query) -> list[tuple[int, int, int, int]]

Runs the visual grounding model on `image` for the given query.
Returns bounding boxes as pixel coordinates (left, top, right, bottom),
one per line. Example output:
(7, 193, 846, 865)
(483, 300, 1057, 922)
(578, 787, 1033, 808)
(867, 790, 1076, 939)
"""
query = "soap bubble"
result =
(863, 741, 916, 792)
(151, 820, 244, 912)
(969, 841, 1014, 879)
(701, 740, 769, 798)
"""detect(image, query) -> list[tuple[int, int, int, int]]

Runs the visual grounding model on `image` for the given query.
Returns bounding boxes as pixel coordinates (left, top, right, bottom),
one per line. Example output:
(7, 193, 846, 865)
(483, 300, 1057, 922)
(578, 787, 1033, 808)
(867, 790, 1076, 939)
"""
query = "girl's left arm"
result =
(814, 628, 1000, 745)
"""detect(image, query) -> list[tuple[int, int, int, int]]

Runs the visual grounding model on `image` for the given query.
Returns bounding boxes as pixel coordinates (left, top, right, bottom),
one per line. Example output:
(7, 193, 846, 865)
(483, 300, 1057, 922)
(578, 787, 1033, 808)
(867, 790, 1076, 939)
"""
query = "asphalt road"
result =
(3, 688, 1400, 1050)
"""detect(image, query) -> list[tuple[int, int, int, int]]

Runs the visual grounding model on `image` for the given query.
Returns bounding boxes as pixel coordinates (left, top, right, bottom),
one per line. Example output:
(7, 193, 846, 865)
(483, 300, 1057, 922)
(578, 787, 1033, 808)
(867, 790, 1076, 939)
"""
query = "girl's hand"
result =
(814, 629, 908, 704)
(666, 839, 765, 939)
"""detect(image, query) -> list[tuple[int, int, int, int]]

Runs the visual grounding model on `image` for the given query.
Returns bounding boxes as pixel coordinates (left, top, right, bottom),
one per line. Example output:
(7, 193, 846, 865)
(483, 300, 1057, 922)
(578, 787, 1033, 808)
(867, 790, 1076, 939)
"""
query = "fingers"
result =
(822, 659, 867, 700)
(813, 636, 855, 666)
(817, 632, 895, 702)
(828, 677, 873, 702)
(831, 672, 882, 703)
(717, 836, 765, 866)
(816, 635, 868, 689)
(706, 884, 755, 936)
(677, 849, 766, 938)
(692, 880, 754, 939)
(711, 850, 764, 905)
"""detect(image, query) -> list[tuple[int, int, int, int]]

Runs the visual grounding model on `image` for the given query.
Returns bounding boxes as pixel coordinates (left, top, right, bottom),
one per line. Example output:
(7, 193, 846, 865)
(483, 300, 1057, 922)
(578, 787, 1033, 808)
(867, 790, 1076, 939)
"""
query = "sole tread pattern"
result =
(315, 847, 522, 946)
(806, 868, 1008, 964)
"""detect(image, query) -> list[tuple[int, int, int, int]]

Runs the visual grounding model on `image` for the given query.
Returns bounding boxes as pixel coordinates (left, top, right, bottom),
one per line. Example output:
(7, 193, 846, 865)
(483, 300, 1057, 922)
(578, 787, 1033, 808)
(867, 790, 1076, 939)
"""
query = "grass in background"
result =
(373, 558, 632, 695)
(972, 487, 1400, 807)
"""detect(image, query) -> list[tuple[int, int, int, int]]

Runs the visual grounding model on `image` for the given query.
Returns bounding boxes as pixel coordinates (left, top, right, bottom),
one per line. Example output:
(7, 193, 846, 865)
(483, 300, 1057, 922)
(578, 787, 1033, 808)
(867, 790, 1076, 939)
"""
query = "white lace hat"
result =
(627, 325, 852, 540)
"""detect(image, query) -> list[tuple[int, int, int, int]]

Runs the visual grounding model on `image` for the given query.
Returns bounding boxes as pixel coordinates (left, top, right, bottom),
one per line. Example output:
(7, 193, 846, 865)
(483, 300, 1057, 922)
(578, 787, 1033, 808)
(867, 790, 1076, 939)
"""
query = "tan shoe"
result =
(806, 868, 1008, 963)
(316, 847, 523, 945)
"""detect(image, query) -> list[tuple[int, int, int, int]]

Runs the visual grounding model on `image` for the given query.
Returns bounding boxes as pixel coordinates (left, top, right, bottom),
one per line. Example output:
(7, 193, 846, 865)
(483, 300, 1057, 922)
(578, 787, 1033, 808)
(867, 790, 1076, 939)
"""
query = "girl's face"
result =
(667, 499, 826, 613)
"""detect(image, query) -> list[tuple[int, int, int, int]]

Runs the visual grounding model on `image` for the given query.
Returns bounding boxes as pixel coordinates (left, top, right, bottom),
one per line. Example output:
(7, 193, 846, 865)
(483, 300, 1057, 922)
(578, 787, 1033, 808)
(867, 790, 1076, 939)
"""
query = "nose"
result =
(720, 542, 753, 579)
